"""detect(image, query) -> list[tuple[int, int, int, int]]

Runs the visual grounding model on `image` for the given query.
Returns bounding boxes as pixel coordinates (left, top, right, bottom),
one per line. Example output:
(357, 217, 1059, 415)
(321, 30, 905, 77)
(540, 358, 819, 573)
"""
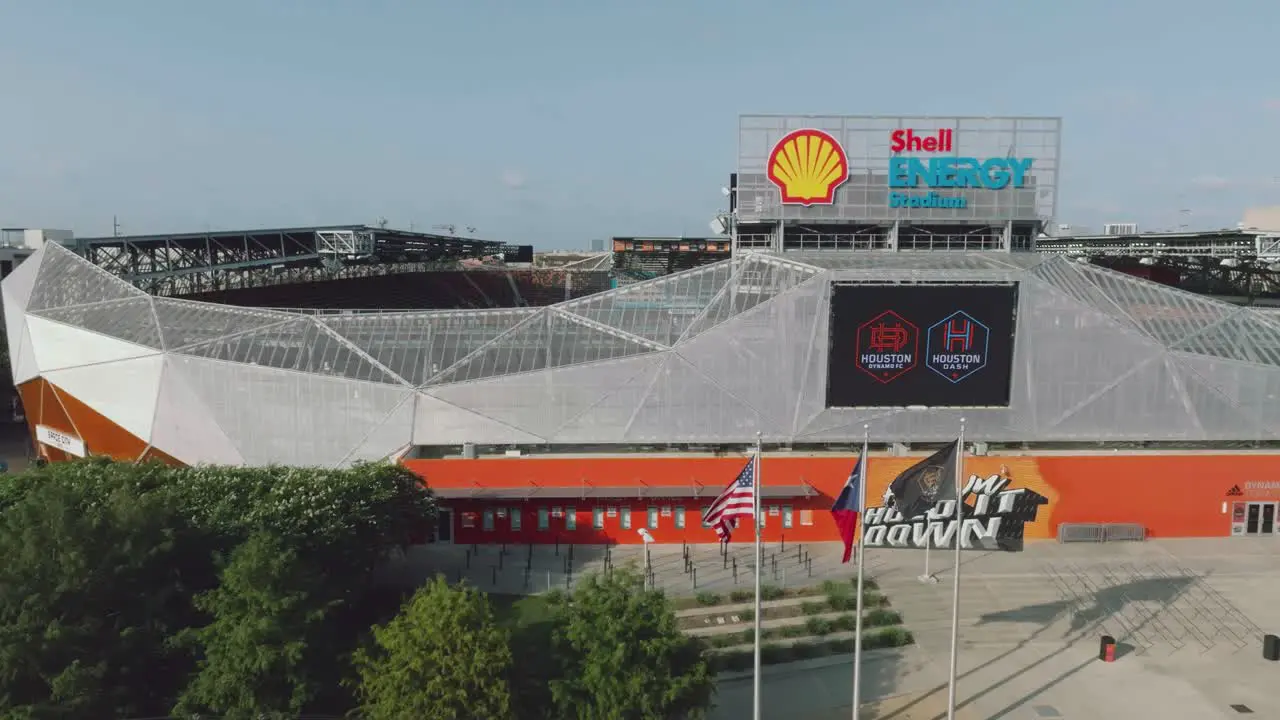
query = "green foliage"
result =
(866, 608, 903, 627)
(729, 590, 752, 603)
(800, 600, 827, 615)
(819, 579, 845, 595)
(760, 584, 784, 601)
(804, 617, 833, 636)
(354, 576, 514, 720)
(0, 459, 436, 570)
(0, 475, 207, 718)
(172, 532, 342, 718)
(707, 627, 915, 674)
(695, 591, 722, 606)
(0, 458, 437, 718)
(549, 568, 716, 720)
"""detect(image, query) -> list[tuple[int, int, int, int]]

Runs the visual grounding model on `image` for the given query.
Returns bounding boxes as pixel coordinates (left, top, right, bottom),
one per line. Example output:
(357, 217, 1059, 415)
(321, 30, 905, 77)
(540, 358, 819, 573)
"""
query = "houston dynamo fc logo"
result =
(767, 129, 850, 206)
(855, 311, 919, 383)
(926, 311, 990, 383)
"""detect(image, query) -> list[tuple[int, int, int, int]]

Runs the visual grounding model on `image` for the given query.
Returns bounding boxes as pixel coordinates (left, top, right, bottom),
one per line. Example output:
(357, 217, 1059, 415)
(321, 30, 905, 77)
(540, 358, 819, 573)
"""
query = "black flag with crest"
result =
(884, 440, 960, 519)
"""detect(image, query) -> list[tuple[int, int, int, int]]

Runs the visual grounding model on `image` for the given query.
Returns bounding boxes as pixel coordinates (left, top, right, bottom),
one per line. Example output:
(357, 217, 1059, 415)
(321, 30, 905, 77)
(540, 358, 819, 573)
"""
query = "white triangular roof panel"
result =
(150, 358, 245, 465)
(13, 323, 39, 385)
(27, 315, 159, 373)
(44, 354, 164, 441)
(412, 392, 545, 445)
(0, 245, 45, 313)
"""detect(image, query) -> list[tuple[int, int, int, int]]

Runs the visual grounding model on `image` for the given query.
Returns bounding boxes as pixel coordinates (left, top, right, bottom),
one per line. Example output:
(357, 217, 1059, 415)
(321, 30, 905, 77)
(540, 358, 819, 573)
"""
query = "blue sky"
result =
(2, 0, 1278, 248)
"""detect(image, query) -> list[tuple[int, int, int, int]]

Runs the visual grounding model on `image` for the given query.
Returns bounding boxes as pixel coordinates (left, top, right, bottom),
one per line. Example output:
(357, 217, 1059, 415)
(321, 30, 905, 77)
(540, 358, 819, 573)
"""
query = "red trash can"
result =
(1100, 635, 1116, 662)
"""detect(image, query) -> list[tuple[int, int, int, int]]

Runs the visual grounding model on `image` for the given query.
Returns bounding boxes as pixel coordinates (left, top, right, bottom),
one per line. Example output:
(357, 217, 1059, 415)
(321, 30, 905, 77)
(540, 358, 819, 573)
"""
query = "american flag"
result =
(702, 454, 757, 541)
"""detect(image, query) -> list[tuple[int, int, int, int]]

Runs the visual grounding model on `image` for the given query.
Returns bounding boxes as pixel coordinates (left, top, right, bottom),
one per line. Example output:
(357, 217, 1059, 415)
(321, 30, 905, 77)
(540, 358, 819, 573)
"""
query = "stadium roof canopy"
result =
(6, 242, 1280, 467)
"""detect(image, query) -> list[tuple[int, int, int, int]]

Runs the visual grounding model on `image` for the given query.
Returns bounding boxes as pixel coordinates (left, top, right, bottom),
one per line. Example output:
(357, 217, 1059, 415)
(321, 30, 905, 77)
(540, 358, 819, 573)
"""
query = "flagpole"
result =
(752, 432, 764, 720)
(918, 409, 936, 585)
(851, 424, 870, 719)
(945, 419, 966, 720)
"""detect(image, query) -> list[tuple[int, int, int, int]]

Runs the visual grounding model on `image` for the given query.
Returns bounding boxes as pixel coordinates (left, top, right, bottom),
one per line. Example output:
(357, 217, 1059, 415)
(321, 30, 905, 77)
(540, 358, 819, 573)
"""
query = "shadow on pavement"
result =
(877, 572, 1197, 719)
(710, 648, 908, 720)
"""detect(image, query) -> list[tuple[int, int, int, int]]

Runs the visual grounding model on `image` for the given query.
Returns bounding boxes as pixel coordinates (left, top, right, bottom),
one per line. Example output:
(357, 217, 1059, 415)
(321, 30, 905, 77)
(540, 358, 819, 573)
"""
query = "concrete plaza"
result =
(397, 536, 1280, 718)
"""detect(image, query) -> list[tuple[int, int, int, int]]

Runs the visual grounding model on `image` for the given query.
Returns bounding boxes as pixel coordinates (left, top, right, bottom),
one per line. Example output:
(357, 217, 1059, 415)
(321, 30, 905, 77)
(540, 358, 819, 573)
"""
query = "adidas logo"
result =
(1226, 485, 1244, 497)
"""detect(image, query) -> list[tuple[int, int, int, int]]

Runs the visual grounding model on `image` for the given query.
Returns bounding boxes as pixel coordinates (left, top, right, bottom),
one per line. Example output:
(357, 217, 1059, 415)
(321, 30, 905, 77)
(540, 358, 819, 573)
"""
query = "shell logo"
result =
(767, 128, 849, 206)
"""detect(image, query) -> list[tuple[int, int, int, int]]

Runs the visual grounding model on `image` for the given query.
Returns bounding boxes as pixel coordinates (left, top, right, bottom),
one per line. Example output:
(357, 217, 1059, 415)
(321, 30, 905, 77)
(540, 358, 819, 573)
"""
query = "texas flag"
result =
(830, 456, 865, 564)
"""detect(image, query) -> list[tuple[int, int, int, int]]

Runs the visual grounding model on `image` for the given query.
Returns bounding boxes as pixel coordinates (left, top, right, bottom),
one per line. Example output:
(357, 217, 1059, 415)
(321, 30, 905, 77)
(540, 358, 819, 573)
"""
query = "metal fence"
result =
(1057, 522, 1146, 544)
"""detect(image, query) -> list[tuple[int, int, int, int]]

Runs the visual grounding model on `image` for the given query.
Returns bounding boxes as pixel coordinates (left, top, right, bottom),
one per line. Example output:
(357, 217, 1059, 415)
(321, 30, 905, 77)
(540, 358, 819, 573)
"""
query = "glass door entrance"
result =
(436, 509, 453, 543)
(1245, 503, 1275, 535)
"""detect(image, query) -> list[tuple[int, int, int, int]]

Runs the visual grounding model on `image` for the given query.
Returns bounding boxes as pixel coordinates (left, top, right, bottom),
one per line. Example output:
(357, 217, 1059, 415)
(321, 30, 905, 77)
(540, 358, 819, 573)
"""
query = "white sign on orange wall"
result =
(35, 424, 85, 458)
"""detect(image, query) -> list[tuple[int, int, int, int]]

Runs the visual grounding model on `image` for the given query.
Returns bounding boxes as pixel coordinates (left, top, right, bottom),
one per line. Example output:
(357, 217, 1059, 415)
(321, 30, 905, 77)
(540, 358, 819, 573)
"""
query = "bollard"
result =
(568, 545, 574, 564)
(806, 557, 813, 577)
(501, 542, 506, 556)
(723, 552, 728, 569)
(733, 566, 739, 584)
(683, 540, 688, 559)
(796, 545, 802, 562)
(498, 552, 504, 570)
(780, 535, 785, 552)
(492, 566, 498, 585)
(564, 557, 570, 574)
(546, 571, 552, 591)
(465, 549, 472, 569)
(692, 567, 698, 588)
(555, 536, 560, 556)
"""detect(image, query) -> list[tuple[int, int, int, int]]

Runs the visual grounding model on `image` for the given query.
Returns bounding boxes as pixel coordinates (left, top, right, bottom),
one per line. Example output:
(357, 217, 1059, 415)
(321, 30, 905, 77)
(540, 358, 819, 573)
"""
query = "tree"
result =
(0, 476, 207, 718)
(548, 568, 715, 720)
(171, 531, 340, 719)
(353, 576, 514, 720)
(0, 458, 439, 717)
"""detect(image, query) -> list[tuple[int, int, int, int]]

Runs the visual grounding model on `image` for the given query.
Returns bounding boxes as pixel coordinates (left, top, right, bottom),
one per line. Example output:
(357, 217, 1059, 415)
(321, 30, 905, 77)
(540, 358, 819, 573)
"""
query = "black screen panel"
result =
(825, 283, 1019, 408)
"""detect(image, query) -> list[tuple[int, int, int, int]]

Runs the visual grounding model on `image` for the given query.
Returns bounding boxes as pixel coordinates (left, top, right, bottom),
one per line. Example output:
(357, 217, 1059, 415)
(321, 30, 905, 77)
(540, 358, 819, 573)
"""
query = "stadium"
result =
(5, 115, 1280, 548)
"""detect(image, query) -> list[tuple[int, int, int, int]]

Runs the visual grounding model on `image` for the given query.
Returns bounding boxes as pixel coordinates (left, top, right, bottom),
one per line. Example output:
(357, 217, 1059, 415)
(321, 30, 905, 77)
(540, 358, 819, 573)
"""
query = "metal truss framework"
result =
(71, 225, 529, 297)
(1037, 231, 1280, 298)
(1036, 230, 1280, 261)
(7, 242, 1280, 468)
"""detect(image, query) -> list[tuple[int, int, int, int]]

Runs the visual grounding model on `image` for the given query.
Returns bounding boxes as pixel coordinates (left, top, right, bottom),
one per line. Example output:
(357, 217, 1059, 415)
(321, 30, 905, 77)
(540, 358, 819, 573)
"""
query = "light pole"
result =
(637, 528, 655, 589)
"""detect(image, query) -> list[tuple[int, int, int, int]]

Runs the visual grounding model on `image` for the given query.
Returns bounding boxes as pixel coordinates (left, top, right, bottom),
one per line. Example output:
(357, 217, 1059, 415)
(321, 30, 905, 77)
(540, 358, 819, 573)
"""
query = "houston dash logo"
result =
(855, 311, 919, 383)
(926, 311, 990, 383)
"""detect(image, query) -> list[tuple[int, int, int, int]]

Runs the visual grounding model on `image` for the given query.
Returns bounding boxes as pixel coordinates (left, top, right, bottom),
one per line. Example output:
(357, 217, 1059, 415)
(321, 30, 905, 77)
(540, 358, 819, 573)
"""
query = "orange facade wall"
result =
(17, 378, 181, 465)
(403, 453, 1280, 545)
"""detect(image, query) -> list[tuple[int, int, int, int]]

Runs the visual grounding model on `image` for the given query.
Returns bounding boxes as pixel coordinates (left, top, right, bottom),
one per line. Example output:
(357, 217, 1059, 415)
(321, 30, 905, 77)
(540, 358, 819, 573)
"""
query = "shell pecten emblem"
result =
(767, 128, 849, 206)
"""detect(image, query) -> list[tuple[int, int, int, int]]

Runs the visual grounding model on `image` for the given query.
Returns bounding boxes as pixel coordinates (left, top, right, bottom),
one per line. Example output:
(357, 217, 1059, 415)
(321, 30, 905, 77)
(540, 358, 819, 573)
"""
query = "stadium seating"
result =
(179, 270, 613, 311)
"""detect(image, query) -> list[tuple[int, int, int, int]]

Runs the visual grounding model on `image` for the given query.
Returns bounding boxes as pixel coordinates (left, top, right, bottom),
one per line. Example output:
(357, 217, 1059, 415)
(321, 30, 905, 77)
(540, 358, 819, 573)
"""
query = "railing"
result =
(1057, 522, 1146, 543)
(1102, 523, 1147, 542)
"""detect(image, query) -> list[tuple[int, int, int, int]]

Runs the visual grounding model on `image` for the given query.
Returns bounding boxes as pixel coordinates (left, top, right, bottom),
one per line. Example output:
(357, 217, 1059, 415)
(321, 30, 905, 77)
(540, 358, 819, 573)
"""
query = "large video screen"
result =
(825, 283, 1019, 408)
